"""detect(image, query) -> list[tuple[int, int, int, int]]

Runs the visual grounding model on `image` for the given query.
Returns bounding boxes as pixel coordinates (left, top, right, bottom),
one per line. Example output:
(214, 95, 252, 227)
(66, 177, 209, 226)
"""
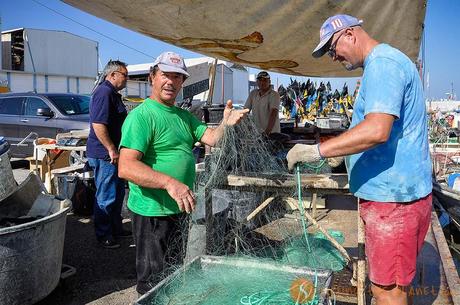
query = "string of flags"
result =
(278, 79, 359, 125)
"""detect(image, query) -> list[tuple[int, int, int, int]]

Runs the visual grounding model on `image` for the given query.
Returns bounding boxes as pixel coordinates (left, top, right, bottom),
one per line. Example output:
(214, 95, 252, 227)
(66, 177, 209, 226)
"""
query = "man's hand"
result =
(286, 144, 322, 171)
(286, 144, 344, 171)
(222, 100, 249, 126)
(108, 148, 120, 164)
(165, 179, 196, 213)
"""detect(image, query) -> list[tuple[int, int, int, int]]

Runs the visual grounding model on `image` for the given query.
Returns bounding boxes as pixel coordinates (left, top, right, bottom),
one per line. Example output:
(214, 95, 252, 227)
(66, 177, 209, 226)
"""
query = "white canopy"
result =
(63, 0, 426, 77)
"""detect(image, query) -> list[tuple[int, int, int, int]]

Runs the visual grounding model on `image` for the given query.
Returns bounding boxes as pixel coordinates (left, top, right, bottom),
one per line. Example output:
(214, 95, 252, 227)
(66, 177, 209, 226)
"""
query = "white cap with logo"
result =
(153, 51, 190, 77)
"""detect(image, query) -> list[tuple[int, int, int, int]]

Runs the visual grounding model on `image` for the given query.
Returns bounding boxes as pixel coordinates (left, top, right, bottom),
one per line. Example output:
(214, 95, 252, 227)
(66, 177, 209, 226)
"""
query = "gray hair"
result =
(92, 60, 127, 93)
(103, 60, 127, 79)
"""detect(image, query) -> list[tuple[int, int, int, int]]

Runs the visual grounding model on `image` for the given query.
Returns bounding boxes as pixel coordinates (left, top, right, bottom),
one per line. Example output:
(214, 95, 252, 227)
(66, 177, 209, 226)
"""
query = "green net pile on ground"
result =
(149, 257, 331, 305)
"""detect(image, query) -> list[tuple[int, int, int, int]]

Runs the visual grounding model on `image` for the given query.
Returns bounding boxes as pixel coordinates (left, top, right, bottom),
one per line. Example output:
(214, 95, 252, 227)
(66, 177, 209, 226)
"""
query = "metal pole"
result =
(221, 62, 224, 103)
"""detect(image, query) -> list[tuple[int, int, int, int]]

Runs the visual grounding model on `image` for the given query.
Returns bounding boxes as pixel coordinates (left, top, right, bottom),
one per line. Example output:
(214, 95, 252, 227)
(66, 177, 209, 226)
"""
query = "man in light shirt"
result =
(244, 71, 280, 135)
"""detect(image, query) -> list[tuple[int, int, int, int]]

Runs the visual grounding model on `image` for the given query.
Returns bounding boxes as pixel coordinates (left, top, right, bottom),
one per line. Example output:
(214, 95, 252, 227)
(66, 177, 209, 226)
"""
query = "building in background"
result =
(0, 28, 98, 94)
(0, 28, 254, 105)
(127, 57, 249, 105)
(428, 99, 460, 113)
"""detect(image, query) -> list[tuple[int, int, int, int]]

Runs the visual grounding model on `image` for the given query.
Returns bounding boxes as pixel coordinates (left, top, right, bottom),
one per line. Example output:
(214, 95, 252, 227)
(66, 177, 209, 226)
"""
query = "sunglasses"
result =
(114, 71, 128, 78)
(327, 29, 348, 58)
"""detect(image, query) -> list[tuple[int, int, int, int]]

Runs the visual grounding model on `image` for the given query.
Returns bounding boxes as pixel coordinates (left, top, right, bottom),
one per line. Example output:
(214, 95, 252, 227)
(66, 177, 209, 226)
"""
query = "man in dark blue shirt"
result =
(87, 60, 130, 248)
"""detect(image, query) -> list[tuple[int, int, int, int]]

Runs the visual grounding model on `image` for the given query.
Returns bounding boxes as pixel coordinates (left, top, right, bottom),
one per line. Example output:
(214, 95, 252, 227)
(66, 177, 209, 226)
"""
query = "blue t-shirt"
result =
(345, 44, 432, 202)
(87, 80, 127, 159)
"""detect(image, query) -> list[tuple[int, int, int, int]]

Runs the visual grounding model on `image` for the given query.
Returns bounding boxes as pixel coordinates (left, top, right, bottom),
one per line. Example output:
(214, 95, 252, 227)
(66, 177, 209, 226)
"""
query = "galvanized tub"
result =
(0, 149, 16, 202)
(0, 173, 70, 305)
(136, 255, 332, 305)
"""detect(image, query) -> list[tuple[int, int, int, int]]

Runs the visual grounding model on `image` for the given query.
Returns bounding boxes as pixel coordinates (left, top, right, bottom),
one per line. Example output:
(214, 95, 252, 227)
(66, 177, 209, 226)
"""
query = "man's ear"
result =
(148, 73, 154, 86)
(105, 72, 113, 81)
(348, 28, 357, 44)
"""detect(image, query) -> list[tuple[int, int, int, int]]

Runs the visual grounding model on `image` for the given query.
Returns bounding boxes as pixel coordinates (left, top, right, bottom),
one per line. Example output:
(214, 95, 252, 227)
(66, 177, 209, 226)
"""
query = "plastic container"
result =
(315, 117, 330, 129)
(193, 190, 260, 227)
(33, 137, 56, 161)
(54, 173, 95, 216)
(202, 104, 225, 123)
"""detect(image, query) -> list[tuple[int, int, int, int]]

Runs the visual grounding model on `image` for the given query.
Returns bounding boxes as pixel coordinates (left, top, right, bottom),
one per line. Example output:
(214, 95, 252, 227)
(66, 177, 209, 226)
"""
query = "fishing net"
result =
(140, 116, 348, 305)
(149, 256, 331, 305)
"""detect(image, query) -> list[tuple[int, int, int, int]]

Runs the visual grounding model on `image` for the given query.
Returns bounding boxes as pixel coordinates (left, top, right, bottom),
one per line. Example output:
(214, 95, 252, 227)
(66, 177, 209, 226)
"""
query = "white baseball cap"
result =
(153, 51, 190, 77)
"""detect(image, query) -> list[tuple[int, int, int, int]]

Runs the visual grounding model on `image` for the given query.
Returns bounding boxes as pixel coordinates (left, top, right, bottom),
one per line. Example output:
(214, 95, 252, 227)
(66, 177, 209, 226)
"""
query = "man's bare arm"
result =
(319, 113, 395, 157)
(118, 147, 195, 213)
(264, 108, 278, 134)
(92, 123, 118, 163)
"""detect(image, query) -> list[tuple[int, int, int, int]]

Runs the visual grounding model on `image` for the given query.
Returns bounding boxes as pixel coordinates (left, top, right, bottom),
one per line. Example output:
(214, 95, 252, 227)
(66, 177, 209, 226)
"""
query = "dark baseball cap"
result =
(256, 71, 270, 79)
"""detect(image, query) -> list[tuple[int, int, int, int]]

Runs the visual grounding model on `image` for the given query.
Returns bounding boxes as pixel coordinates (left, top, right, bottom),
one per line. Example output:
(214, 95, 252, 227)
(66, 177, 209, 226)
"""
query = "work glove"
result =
(287, 144, 322, 171)
(286, 144, 344, 171)
(327, 156, 344, 168)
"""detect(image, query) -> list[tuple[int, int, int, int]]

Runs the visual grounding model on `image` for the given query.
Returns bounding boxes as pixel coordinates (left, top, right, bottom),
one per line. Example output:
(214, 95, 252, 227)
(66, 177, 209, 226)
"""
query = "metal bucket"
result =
(0, 173, 70, 305)
(0, 150, 17, 202)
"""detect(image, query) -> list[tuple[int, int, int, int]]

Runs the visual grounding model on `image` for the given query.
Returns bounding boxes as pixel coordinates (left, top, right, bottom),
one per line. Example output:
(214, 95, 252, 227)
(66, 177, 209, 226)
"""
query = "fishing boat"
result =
(431, 142, 460, 227)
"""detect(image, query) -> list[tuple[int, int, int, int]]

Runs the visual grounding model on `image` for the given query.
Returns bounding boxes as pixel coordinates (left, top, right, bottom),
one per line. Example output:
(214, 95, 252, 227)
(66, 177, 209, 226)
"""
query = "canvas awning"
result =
(63, 0, 426, 77)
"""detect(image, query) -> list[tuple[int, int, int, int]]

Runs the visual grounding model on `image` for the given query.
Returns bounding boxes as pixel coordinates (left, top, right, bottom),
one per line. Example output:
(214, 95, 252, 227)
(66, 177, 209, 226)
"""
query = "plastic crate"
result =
(202, 105, 225, 123)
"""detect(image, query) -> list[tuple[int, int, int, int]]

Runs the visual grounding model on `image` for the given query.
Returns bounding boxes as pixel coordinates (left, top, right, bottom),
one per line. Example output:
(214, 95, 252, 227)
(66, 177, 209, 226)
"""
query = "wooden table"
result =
(34, 144, 86, 192)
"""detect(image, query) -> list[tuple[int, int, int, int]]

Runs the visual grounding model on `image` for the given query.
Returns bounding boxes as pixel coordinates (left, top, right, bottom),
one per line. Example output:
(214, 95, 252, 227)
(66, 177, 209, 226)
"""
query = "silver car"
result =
(0, 92, 90, 157)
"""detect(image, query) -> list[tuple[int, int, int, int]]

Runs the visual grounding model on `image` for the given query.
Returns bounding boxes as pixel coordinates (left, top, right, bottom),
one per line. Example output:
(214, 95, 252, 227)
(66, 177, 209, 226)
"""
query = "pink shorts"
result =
(359, 193, 432, 286)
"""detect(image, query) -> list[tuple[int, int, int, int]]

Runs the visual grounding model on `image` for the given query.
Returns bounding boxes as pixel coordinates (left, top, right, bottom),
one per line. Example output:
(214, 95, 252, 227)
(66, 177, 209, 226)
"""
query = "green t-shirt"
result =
(120, 98, 207, 216)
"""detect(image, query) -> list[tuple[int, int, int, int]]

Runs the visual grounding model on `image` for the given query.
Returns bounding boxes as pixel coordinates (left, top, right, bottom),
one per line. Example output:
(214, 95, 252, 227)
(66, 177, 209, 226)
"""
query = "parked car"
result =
(0, 92, 90, 157)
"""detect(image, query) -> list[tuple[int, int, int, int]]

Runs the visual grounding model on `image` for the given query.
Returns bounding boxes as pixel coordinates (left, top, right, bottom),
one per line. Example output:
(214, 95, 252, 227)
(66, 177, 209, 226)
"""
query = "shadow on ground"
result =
(36, 212, 137, 305)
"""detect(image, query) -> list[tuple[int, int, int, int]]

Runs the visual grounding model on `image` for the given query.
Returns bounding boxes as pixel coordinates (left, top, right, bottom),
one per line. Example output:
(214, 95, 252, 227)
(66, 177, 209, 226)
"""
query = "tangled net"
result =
(142, 117, 347, 305)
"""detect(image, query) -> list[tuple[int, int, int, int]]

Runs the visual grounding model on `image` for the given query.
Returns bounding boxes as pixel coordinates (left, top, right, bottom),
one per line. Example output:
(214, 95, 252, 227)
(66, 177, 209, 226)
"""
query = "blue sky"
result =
(1, 0, 459, 99)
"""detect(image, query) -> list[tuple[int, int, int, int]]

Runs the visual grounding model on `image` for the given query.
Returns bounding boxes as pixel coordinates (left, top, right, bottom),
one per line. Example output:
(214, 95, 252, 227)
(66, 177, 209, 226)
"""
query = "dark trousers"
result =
(131, 212, 188, 295)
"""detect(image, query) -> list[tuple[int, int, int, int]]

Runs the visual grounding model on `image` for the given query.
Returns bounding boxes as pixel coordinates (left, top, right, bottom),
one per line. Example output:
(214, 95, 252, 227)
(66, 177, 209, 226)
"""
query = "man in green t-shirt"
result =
(118, 51, 249, 296)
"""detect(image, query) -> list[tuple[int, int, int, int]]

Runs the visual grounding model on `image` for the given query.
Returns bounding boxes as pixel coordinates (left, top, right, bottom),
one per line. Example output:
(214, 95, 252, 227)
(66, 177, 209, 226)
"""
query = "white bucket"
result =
(33, 138, 55, 161)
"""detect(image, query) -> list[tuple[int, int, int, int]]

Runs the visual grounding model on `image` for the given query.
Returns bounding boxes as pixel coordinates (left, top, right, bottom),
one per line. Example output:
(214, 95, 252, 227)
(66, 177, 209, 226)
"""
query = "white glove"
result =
(327, 156, 344, 168)
(286, 144, 322, 171)
(286, 144, 344, 171)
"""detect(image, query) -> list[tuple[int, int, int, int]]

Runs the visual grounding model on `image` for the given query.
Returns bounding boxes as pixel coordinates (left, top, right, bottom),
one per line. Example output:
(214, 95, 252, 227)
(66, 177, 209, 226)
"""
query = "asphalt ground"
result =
(12, 165, 138, 305)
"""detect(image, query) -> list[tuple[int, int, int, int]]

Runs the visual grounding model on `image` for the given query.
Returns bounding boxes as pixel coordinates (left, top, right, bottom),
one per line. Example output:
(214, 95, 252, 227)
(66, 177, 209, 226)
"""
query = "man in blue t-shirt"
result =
(287, 15, 431, 305)
(87, 60, 130, 249)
